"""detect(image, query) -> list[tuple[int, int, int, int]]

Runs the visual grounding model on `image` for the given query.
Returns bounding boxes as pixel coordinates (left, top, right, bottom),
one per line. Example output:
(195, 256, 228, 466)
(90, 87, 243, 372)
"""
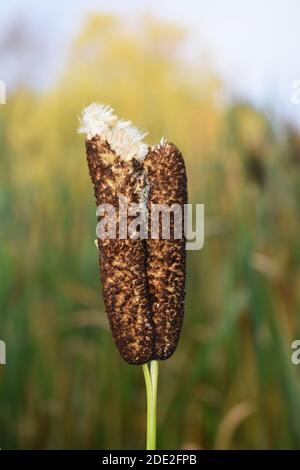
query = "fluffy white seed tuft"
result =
(78, 103, 117, 140)
(108, 120, 148, 162)
(78, 103, 148, 162)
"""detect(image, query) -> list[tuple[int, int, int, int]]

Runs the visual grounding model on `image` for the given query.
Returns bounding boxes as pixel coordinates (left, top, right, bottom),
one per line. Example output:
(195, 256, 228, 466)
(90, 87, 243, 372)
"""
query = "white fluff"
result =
(108, 120, 148, 162)
(159, 136, 167, 146)
(78, 103, 148, 162)
(150, 136, 167, 151)
(78, 103, 117, 140)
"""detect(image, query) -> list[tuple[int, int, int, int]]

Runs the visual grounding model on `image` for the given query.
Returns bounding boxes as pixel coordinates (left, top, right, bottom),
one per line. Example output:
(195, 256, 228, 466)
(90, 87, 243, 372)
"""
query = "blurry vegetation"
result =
(0, 13, 300, 449)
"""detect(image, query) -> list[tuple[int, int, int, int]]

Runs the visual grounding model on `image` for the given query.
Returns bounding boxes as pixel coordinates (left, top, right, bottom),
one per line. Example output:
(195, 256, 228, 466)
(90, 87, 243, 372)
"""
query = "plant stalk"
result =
(142, 360, 159, 450)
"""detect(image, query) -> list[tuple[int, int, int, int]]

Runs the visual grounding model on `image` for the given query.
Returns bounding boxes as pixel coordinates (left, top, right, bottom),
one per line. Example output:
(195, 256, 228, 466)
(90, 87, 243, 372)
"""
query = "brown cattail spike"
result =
(144, 141, 187, 360)
(80, 104, 154, 365)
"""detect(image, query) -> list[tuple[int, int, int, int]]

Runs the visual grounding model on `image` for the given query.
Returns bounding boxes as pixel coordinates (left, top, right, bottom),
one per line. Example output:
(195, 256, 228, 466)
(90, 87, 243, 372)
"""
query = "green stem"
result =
(142, 360, 159, 450)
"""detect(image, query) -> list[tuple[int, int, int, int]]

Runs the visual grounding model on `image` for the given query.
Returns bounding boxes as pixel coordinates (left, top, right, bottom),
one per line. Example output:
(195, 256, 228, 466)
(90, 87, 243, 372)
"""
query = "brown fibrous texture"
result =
(144, 142, 187, 360)
(86, 136, 154, 365)
(85, 136, 187, 364)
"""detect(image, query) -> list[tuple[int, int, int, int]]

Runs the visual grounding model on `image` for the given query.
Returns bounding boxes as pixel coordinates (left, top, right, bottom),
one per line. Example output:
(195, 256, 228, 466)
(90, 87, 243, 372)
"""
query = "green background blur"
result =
(1, 11, 300, 450)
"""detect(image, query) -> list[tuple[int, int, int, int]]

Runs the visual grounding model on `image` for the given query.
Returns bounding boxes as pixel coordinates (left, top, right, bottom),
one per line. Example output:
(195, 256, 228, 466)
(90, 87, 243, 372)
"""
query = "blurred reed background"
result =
(0, 11, 300, 450)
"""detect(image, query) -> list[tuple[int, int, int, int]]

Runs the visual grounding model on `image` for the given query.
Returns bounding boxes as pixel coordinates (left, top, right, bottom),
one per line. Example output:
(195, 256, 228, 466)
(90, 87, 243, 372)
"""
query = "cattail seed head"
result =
(144, 141, 187, 360)
(80, 104, 187, 364)
(80, 105, 154, 364)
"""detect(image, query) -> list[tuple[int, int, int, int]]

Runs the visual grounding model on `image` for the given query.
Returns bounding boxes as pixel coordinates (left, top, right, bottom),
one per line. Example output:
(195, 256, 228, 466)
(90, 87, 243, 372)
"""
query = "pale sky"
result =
(1, 0, 300, 125)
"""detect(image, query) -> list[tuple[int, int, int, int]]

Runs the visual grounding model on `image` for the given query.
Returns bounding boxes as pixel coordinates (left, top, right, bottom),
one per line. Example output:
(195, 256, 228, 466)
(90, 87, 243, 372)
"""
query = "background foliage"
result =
(0, 14, 300, 449)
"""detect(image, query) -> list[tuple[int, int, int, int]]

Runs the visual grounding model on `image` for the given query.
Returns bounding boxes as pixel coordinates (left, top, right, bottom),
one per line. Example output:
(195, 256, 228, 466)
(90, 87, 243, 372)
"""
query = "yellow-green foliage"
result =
(0, 14, 300, 449)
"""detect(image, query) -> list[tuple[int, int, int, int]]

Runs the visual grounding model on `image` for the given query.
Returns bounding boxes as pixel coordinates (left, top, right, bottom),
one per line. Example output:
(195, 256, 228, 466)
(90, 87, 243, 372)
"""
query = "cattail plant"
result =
(78, 104, 187, 449)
